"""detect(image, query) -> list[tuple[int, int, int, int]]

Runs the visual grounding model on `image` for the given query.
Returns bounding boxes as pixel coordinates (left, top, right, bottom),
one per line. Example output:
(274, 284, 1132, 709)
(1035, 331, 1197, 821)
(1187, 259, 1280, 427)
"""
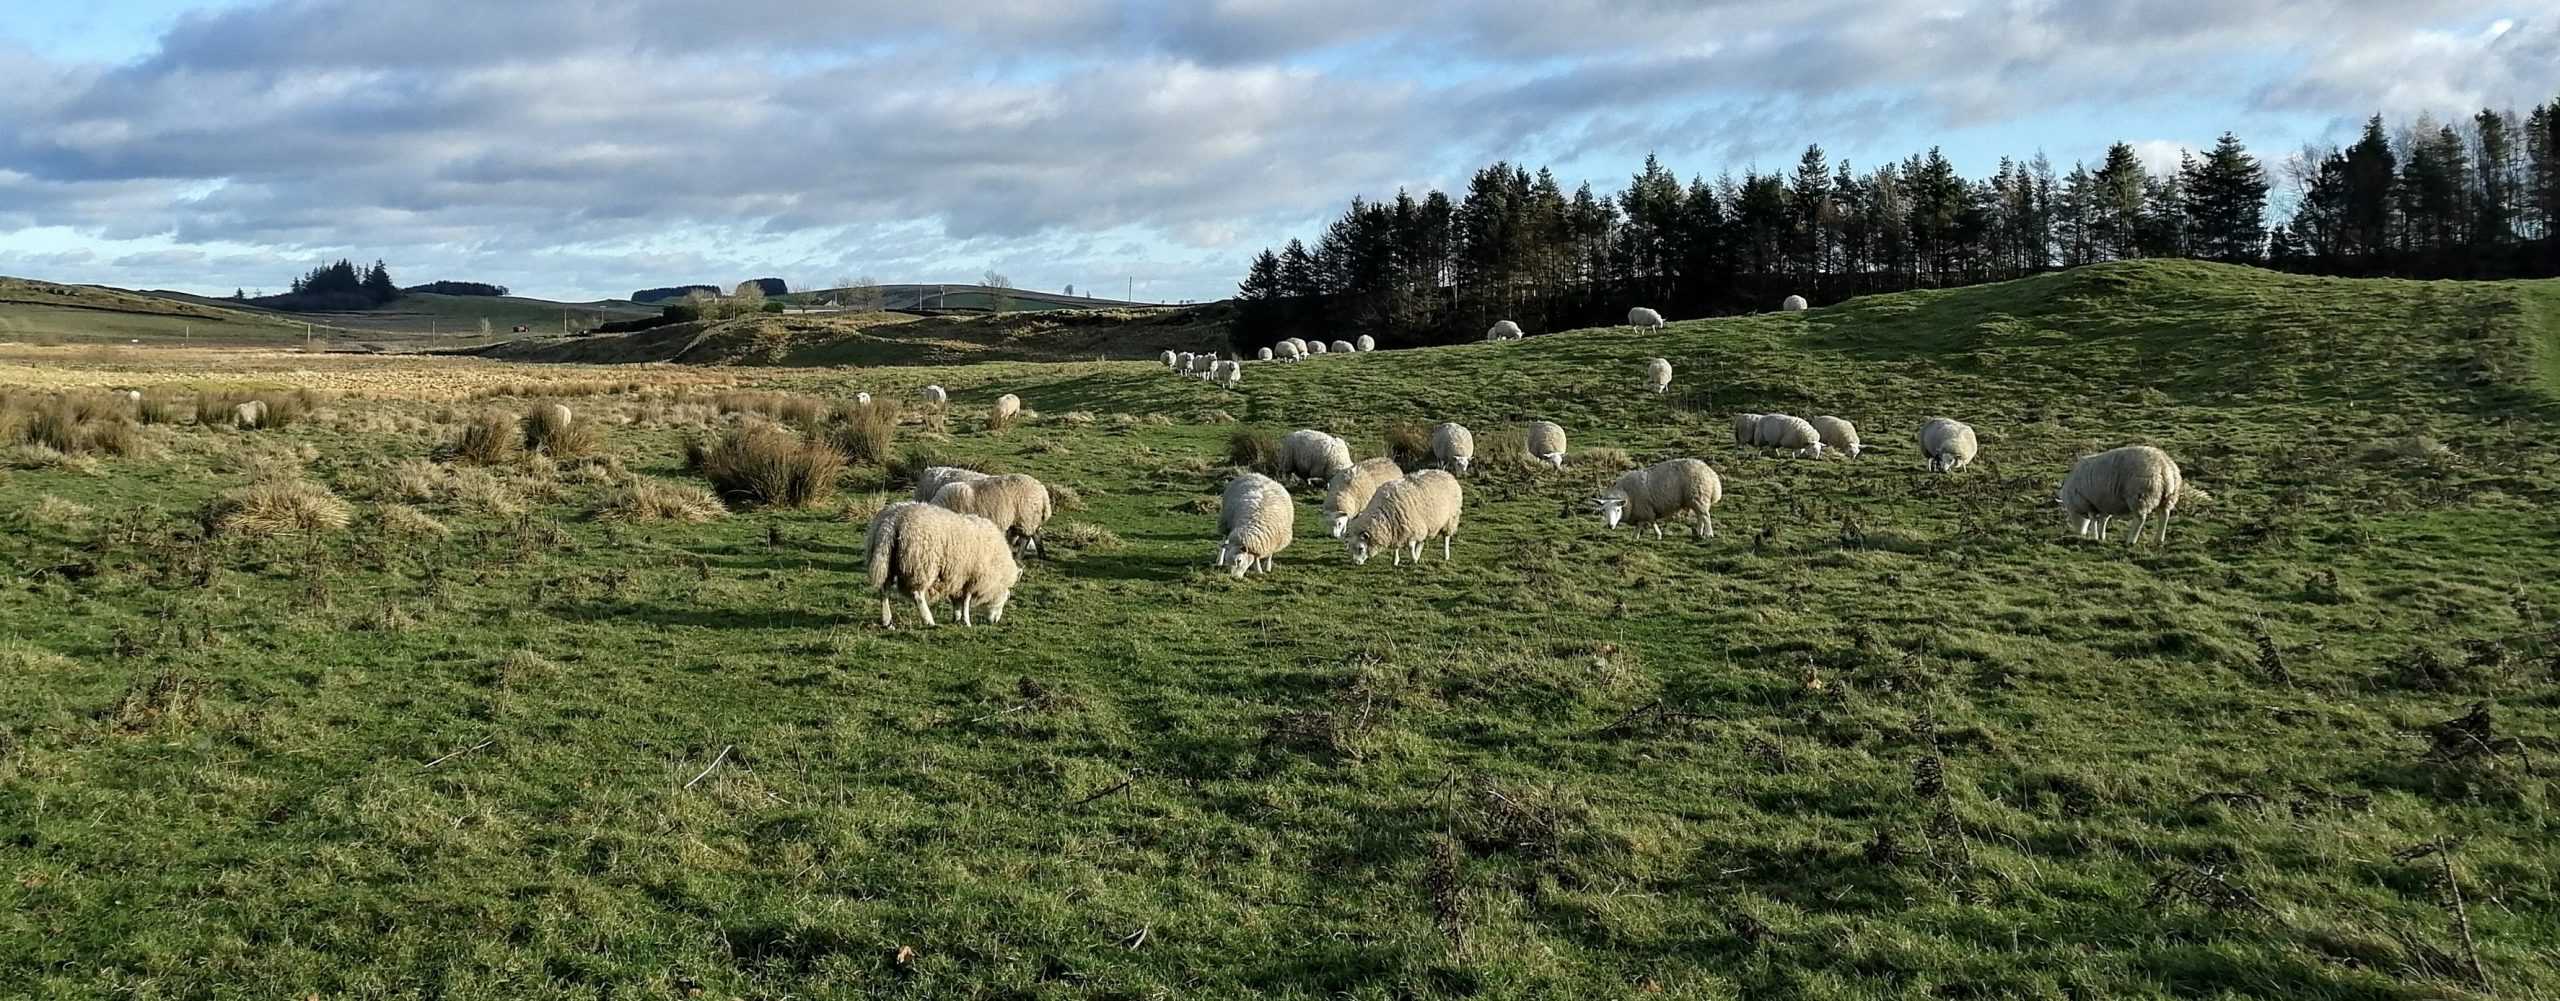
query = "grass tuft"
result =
(696, 424, 843, 508)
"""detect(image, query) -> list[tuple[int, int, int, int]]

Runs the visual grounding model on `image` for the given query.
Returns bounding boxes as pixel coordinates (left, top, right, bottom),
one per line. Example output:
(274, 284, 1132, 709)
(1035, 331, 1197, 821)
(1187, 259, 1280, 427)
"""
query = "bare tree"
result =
(848, 274, 884, 311)
(980, 269, 1010, 289)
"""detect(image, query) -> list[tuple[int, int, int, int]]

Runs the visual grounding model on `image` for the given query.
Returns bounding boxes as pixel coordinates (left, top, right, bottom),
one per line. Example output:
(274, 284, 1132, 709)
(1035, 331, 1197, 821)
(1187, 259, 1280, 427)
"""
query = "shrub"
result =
(596, 478, 728, 523)
(697, 424, 843, 508)
(1385, 422, 1433, 468)
(137, 389, 192, 425)
(830, 399, 902, 467)
(450, 411, 521, 465)
(523, 403, 600, 458)
(203, 479, 353, 539)
(1226, 429, 1278, 474)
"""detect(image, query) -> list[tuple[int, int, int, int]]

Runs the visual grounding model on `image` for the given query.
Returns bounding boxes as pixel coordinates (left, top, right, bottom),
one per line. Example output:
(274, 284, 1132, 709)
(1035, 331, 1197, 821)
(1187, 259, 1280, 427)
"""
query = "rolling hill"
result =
(468, 302, 1235, 366)
(780, 283, 1167, 312)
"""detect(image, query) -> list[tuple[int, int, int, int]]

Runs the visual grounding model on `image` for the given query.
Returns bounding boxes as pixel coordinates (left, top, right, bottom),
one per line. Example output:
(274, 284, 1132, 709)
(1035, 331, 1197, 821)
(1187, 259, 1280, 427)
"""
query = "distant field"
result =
(784, 283, 1167, 312)
(3, 261, 2559, 998)
(474, 303, 1235, 367)
(145, 289, 659, 336)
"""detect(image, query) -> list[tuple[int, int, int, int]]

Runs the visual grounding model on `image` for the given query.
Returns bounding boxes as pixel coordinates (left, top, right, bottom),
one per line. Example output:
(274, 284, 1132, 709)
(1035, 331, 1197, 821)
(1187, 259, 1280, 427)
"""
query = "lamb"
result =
(1161, 350, 1179, 368)
(1431, 422, 1475, 474)
(923, 385, 948, 407)
(2057, 445, 2182, 545)
(1215, 359, 1242, 388)
(1732, 413, 1765, 448)
(1343, 469, 1462, 566)
(911, 465, 992, 502)
(1215, 472, 1295, 577)
(993, 393, 1022, 422)
(1354, 334, 1375, 352)
(1781, 294, 1809, 312)
(1628, 307, 1664, 330)
(1754, 414, 1827, 458)
(1591, 458, 1722, 539)
(1918, 418, 1978, 473)
(1308, 340, 1329, 355)
(1487, 320, 1523, 341)
(1644, 357, 1673, 394)
(1274, 429, 1354, 484)
(930, 472, 1053, 553)
(864, 501, 1021, 627)
(1322, 457, 1403, 538)
(1808, 416, 1861, 458)
(1256, 347, 1274, 361)
(231, 400, 267, 429)
(1524, 420, 1567, 470)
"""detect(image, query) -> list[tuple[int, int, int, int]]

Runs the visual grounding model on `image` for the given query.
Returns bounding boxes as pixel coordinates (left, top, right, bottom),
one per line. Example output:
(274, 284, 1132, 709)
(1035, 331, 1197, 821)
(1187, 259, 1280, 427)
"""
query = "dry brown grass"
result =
(2, 390, 144, 457)
(24, 494, 94, 528)
(829, 399, 902, 467)
(697, 424, 843, 508)
(716, 391, 829, 428)
(449, 411, 521, 465)
(371, 503, 451, 541)
(595, 478, 728, 523)
(522, 403, 600, 458)
(203, 478, 352, 539)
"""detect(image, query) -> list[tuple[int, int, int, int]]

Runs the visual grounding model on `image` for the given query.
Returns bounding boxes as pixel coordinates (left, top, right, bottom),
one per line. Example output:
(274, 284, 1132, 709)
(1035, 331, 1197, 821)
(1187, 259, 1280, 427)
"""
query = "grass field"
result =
(3, 260, 2558, 999)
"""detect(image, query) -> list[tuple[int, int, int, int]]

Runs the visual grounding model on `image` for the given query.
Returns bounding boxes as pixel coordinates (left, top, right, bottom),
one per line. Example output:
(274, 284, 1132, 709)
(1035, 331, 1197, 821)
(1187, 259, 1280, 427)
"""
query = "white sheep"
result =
(1754, 414, 1827, 458)
(1431, 422, 1475, 474)
(1176, 351, 1195, 372)
(1160, 350, 1178, 368)
(1487, 320, 1523, 341)
(1215, 359, 1242, 389)
(1323, 457, 1403, 538)
(1308, 340, 1329, 355)
(1809, 416, 1861, 458)
(542, 402, 573, 428)
(993, 393, 1022, 422)
(923, 385, 948, 407)
(1216, 472, 1295, 577)
(1322, 339, 1348, 354)
(1354, 334, 1375, 352)
(1274, 429, 1354, 485)
(1525, 420, 1567, 470)
(1732, 413, 1765, 449)
(931, 472, 1053, 553)
(1276, 341, 1304, 362)
(865, 501, 1021, 627)
(1919, 418, 1978, 473)
(1643, 357, 1672, 394)
(911, 465, 992, 502)
(231, 400, 267, 429)
(855, 391, 872, 405)
(124, 389, 142, 402)
(1343, 469, 1462, 566)
(1284, 337, 1309, 358)
(1628, 307, 1664, 330)
(1256, 347, 1274, 362)
(1592, 458, 1722, 539)
(1781, 294, 1809, 312)
(2058, 445, 2183, 545)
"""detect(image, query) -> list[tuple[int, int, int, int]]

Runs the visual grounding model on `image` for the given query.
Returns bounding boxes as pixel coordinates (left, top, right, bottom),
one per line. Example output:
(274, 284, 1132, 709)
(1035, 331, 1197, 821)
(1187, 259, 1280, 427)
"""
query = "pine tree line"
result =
(268, 259, 401, 312)
(1235, 99, 2560, 349)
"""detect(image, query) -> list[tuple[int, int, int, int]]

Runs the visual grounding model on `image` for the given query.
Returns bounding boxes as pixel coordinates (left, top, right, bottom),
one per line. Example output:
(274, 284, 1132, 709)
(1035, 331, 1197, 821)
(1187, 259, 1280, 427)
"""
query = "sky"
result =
(0, 2, 2554, 304)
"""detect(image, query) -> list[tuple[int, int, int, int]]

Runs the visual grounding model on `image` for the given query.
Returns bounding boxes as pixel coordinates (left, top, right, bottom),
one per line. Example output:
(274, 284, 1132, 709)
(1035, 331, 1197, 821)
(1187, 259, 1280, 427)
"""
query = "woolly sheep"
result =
(1323, 457, 1403, 538)
(1431, 422, 1475, 474)
(1644, 357, 1673, 394)
(993, 394, 1022, 421)
(865, 501, 1021, 627)
(1216, 472, 1294, 577)
(1215, 359, 1242, 389)
(1732, 413, 1765, 448)
(543, 403, 573, 428)
(2058, 445, 2182, 545)
(1754, 414, 1826, 458)
(1919, 418, 1978, 473)
(1592, 459, 1722, 539)
(1274, 429, 1354, 485)
(124, 389, 142, 402)
(855, 391, 872, 405)
(1161, 350, 1178, 368)
(1308, 340, 1329, 355)
(911, 465, 992, 502)
(1808, 416, 1861, 458)
(931, 472, 1053, 553)
(1628, 307, 1664, 330)
(923, 385, 948, 407)
(1177, 351, 1195, 371)
(1330, 339, 1355, 354)
(1355, 334, 1375, 352)
(1487, 320, 1523, 341)
(1256, 347, 1274, 361)
(1276, 340, 1304, 362)
(1343, 469, 1462, 566)
(1781, 294, 1809, 312)
(1525, 420, 1567, 470)
(1284, 337, 1309, 357)
(231, 400, 267, 429)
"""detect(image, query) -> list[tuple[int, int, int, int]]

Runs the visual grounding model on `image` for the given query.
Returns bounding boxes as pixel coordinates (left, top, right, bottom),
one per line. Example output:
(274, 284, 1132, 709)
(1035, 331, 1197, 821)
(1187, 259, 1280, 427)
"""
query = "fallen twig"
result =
(685, 744, 734, 789)
(1070, 771, 1140, 808)
(1119, 925, 1149, 950)
(420, 739, 493, 770)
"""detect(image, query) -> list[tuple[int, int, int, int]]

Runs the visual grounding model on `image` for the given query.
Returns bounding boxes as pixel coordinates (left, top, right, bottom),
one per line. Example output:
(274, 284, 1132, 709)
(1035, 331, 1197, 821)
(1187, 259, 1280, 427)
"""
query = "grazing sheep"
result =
(1355, 334, 1375, 352)
(1732, 413, 1765, 449)
(1754, 414, 1827, 458)
(1177, 351, 1195, 372)
(1644, 357, 1673, 394)
(1431, 422, 1475, 474)
(865, 501, 1021, 627)
(1809, 416, 1861, 458)
(1284, 338, 1309, 358)
(1192, 353, 1219, 379)
(923, 385, 948, 407)
(1308, 340, 1329, 355)
(1256, 347, 1274, 361)
(1274, 429, 1355, 485)
(2058, 445, 2183, 545)
(911, 465, 992, 502)
(1525, 420, 1567, 470)
(1216, 472, 1295, 577)
(931, 472, 1053, 553)
(1329, 339, 1355, 354)
(1276, 340, 1305, 362)
(231, 400, 267, 429)
(1781, 294, 1809, 312)
(1323, 457, 1403, 538)
(1343, 469, 1462, 566)
(1160, 350, 1178, 368)
(542, 403, 573, 428)
(993, 394, 1022, 422)
(855, 391, 872, 405)
(1215, 359, 1243, 389)
(1592, 458, 1722, 539)
(1487, 320, 1523, 341)
(1628, 307, 1664, 330)
(1919, 418, 1979, 473)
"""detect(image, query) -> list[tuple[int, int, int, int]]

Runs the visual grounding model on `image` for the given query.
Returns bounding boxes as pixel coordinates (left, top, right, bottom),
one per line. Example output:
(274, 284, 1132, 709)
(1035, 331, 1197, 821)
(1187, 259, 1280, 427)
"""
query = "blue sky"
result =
(1, 1, 2552, 303)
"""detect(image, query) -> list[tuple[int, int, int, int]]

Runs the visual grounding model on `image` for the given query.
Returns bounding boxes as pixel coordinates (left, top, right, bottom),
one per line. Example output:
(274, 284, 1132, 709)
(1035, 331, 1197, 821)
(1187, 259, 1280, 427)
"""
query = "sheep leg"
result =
(1652, 524, 1664, 540)
(2129, 514, 2149, 547)
(880, 596, 894, 628)
(1441, 534, 1452, 560)
(2158, 510, 2172, 544)
(988, 591, 1009, 624)
(961, 594, 974, 626)
(914, 591, 936, 627)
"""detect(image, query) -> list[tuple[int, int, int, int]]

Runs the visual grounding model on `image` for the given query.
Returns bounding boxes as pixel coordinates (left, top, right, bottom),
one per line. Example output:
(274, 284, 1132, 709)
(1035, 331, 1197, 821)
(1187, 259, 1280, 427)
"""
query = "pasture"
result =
(3, 260, 2557, 999)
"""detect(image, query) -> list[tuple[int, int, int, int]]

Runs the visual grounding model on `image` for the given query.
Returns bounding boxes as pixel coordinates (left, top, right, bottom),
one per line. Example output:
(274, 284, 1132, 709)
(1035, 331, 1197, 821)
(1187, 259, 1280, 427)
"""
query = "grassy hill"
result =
(3, 260, 2559, 998)
(471, 303, 1235, 366)
(145, 288, 658, 337)
(780, 283, 1163, 312)
(0, 276, 317, 345)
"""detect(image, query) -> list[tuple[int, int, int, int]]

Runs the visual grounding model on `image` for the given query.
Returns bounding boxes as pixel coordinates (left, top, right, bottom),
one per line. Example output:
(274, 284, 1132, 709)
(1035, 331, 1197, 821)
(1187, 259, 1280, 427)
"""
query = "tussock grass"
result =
(1225, 429, 1278, 476)
(828, 399, 901, 466)
(715, 390, 828, 428)
(370, 502, 451, 541)
(521, 403, 600, 458)
(449, 411, 521, 465)
(695, 424, 842, 508)
(201, 478, 352, 538)
(595, 478, 728, 523)
(1384, 421, 1434, 467)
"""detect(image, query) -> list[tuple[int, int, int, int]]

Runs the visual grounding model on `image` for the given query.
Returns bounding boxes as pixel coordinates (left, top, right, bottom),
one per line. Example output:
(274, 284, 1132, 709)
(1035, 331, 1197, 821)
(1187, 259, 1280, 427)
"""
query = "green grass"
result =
(4, 260, 2559, 999)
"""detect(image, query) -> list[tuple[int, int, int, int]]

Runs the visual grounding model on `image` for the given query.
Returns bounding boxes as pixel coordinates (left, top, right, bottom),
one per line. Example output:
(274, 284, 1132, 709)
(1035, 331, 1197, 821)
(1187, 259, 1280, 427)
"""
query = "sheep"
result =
(1323, 457, 1403, 538)
(1781, 294, 1809, 312)
(930, 472, 1053, 553)
(1176, 351, 1195, 372)
(1190, 353, 1217, 379)
(1525, 420, 1567, 470)
(1732, 413, 1765, 449)
(1276, 340, 1304, 362)
(1354, 334, 1375, 352)
(2058, 445, 2182, 545)
(542, 403, 573, 428)
(1754, 414, 1826, 458)
(1431, 422, 1475, 474)
(1628, 307, 1664, 330)
(231, 400, 267, 429)
(865, 501, 1021, 627)
(1284, 337, 1308, 358)
(1256, 347, 1274, 361)
(1809, 416, 1861, 458)
(1274, 429, 1354, 485)
(923, 385, 948, 407)
(1326, 339, 1352, 354)
(1343, 469, 1462, 566)
(855, 391, 872, 405)
(124, 389, 142, 402)
(1487, 320, 1523, 341)
(1591, 459, 1722, 539)
(1161, 350, 1178, 368)
(1308, 340, 1329, 355)
(1918, 418, 1978, 473)
(1643, 357, 1672, 394)
(992, 393, 1022, 422)
(911, 465, 992, 502)
(1215, 472, 1294, 577)
(1215, 359, 1242, 389)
